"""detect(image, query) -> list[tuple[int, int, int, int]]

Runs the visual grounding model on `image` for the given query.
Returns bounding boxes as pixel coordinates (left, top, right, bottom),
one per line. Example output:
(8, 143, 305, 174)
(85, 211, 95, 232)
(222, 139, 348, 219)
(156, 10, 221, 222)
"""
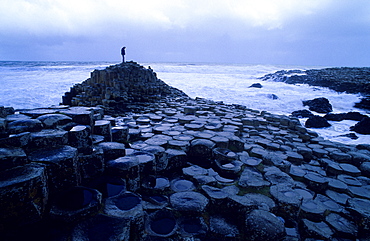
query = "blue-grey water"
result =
(0, 61, 368, 145)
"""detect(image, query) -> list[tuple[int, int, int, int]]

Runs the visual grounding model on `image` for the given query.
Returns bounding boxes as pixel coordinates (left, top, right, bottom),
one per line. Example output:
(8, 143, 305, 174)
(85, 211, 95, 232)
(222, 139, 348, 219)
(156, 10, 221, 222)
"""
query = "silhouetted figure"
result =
(121, 47, 126, 62)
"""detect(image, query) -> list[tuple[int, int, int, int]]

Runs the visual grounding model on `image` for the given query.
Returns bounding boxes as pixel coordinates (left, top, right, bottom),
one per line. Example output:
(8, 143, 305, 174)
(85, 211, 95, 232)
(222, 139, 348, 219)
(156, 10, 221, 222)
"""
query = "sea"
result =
(0, 61, 369, 145)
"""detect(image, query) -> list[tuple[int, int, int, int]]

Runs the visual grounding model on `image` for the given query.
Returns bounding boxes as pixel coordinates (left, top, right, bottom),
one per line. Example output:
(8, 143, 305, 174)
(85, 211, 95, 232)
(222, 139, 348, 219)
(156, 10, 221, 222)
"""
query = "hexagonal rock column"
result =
(145, 209, 178, 239)
(238, 166, 270, 190)
(36, 113, 72, 128)
(347, 198, 370, 236)
(28, 129, 68, 149)
(7, 119, 43, 134)
(141, 175, 170, 195)
(49, 186, 102, 223)
(201, 185, 229, 211)
(128, 151, 155, 178)
(112, 126, 129, 143)
(71, 214, 130, 241)
(28, 145, 79, 193)
(104, 192, 144, 241)
(0, 147, 28, 171)
(170, 191, 209, 213)
(325, 213, 358, 239)
(97, 142, 126, 162)
(60, 107, 94, 127)
(162, 148, 187, 173)
(245, 209, 286, 241)
(209, 215, 240, 239)
(213, 148, 243, 179)
(106, 156, 140, 191)
(270, 184, 303, 220)
(188, 139, 216, 168)
(0, 163, 48, 231)
(179, 216, 208, 238)
(94, 120, 112, 142)
(141, 145, 166, 174)
(0, 131, 30, 147)
(299, 219, 334, 240)
(68, 125, 93, 154)
(77, 148, 104, 185)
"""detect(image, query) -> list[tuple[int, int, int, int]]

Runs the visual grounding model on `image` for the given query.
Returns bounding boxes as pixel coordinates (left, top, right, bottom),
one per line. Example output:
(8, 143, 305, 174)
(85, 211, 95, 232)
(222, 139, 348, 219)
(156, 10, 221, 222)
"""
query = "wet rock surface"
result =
(260, 67, 370, 95)
(1, 62, 370, 240)
(303, 97, 333, 114)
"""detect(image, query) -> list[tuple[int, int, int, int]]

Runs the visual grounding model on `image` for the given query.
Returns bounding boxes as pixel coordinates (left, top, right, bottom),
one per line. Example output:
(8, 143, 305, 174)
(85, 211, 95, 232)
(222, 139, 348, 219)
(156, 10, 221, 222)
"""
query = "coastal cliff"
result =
(1, 63, 370, 240)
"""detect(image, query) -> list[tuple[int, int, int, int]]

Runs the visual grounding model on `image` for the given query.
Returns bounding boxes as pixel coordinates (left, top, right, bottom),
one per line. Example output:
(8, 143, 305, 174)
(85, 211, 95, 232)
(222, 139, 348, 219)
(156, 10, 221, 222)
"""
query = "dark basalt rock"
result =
(325, 213, 358, 239)
(0, 106, 15, 118)
(291, 109, 314, 118)
(97, 142, 126, 161)
(302, 97, 333, 113)
(360, 162, 370, 177)
(338, 133, 359, 140)
(68, 125, 93, 154)
(71, 214, 130, 241)
(0, 147, 28, 171)
(62, 62, 189, 114)
(105, 191, 145, 240)
(36, 113, 72, 128)
(300, 219, 334, 240)
(0, 163, 48, 230)
(106, 156, 140, 191)
(141, 176, 170, 195)
(179, 216, 208, 238)
(146, 209, 178, 238)
(344, 111, 368, 121)
(245, 209, 286, 241)
(347, 198, 370, 235)
(49, 186, 102, 223)
(269, 184, 302, 219)
(325, 111, 368, 122)
(249, 83, 263, 88)
(305, 115, 331, 128)
(29, 129, 68, 148)
(7, 119, 43, 134)
(260, 67, 370, 96)
(350, 117, 370, 134)
(188, 138, 215, 167)
(28, 145, 78, 193)
(266, 93, 279, 100)
(354, 96, 370, 110)
(170, 178, 195, 192)
(209, 215, 240, 238)
(238, 166, 270, 189)
(170, 191, 209, 213)
(3, 62, 370, 240)
(324, 113, 346, 121)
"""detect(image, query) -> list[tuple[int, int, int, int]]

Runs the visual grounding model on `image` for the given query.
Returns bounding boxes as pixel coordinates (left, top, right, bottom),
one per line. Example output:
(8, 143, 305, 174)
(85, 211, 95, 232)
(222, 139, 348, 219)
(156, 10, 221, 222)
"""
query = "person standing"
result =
(121, 47, 126, 62)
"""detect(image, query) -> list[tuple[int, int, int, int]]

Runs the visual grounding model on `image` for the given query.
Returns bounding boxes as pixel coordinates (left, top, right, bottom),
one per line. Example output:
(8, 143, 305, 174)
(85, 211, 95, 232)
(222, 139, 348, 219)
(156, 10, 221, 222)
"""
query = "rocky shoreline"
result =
(260, 67, 370, 111)
(1, 62, 370, 240)
(260, 67, 370, 96)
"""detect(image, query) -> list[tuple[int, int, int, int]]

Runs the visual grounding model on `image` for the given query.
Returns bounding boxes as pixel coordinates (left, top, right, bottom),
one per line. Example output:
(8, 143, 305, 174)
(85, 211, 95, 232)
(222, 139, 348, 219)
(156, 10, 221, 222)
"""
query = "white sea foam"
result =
(0, 61, 369, 145)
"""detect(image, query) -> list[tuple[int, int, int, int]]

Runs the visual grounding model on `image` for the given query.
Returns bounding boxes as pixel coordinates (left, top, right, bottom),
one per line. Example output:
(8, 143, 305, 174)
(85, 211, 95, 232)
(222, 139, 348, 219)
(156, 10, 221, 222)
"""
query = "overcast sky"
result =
(1, 0, 369, 66)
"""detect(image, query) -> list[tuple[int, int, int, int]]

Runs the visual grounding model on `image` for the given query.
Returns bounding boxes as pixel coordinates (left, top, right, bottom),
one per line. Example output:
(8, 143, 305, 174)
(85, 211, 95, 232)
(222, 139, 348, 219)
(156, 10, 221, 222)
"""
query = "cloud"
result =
(1, 0, 370, 65)
(0, 0, 332, 35)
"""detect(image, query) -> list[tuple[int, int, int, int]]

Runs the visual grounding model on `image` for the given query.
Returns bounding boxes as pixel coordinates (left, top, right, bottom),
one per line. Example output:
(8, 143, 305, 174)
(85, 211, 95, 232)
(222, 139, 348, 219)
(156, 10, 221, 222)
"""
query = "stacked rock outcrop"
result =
(1, 63, 370, 240)
(260, 67, 370, 96)
(62, 61, 189, 114)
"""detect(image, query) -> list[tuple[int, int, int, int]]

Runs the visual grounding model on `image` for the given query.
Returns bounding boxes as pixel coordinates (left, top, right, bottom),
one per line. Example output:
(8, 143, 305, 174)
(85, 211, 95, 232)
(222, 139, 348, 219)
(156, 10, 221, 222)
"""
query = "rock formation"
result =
(260, 67, 370, 96)
(62, 61, 189, 114)
(1, 62, 370, 240)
